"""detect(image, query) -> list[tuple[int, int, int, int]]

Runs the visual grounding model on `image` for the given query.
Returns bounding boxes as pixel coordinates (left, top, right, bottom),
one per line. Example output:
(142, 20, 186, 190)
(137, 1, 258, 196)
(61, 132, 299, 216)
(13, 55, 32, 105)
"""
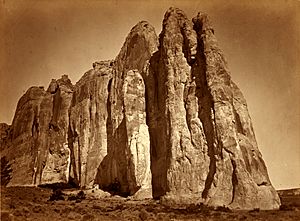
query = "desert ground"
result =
(1, 186, 300, 221)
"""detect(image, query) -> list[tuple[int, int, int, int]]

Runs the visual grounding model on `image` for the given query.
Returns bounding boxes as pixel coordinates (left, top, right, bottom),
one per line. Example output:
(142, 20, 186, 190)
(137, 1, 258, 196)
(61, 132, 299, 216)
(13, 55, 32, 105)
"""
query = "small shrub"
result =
(215, 205, 232, 213)
(198, 203, 212, 215)
(280, 204, 295, 211)
(67, 190, 86, 202)
(115, 204, 124, 210)
(53, 208, 61, 213)
(186, 203, 199, 213)
(77, 190, 86, 199)
(49, 189, 65, 201)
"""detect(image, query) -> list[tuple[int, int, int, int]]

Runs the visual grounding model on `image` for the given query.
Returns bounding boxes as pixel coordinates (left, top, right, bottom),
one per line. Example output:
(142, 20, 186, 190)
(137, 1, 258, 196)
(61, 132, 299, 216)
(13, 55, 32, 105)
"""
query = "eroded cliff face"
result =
(147, 7, 279, 209)
(1, 75, 73, 186)
(96, 21, 158, 197)
(0, 7, 279, 210)
(69, 61, 113, 188)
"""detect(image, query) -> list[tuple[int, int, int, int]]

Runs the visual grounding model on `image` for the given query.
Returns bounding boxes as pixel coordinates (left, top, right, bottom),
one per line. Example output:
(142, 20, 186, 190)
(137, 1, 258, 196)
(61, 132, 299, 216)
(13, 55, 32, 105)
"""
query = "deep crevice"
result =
(50, 88, 62, 131)
(233, 107, 244, 135)
(67, 122, 79, 187)
(191, 21, 217, 199)
(76, 130, 81, 186)
(230, 159, 238, 204)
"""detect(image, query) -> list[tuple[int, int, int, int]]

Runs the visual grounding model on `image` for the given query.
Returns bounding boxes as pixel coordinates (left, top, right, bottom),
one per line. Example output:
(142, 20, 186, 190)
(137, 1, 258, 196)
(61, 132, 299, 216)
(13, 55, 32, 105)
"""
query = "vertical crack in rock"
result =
(32, 106, 40, 185)
(231, 158, 238, 204)
(68, 122, 79, 187)
(190, 23, 218, 199)
(50, 88, 62, 131)
(151, 8, 212, 203)
(192, 11, 280, 209)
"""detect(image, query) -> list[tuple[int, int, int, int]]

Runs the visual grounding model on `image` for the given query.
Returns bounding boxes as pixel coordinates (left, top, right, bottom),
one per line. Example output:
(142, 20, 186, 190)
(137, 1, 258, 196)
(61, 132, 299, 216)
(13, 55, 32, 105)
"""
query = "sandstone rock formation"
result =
(147, 8, 280, 210)
(68, 60, 112, 188)
(1, 75, 73, 186)
(0, 7, 280, 209)
(96, 21, 157, 198)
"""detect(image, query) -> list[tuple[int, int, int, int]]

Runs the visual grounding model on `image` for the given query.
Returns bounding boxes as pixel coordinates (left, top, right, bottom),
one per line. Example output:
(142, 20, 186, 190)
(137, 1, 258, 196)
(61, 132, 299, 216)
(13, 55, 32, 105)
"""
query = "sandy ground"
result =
(1, 186, 300, 221)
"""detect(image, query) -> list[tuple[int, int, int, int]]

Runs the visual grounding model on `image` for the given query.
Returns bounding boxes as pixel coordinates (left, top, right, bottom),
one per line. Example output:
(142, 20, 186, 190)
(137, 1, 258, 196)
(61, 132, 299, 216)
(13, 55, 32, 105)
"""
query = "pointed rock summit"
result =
(0, 8, 280, 209)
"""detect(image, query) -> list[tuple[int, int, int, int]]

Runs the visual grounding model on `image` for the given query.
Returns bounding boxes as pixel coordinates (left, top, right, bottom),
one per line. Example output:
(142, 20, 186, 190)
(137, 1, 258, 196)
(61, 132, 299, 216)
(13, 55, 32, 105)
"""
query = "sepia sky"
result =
(0, 0, 299, 189)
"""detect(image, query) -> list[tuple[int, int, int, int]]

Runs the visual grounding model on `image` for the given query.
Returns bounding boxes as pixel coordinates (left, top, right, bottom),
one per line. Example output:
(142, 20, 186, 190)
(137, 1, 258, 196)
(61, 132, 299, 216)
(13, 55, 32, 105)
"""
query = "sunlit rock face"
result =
(147, 7, 280, 209)
(69, 61, 113, 188)
(1, 76, 73, 186)
(0, 7, 279, 210)
(96, 21, 158, 197)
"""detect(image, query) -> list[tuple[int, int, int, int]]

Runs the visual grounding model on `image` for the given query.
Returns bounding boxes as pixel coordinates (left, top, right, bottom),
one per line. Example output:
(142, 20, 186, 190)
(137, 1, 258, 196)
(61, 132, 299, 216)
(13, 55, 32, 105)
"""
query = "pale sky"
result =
(0, 0, 299, 190)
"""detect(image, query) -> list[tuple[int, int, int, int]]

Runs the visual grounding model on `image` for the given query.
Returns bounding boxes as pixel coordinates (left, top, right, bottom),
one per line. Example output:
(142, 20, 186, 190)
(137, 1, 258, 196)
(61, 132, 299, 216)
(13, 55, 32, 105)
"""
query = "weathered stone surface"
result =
(96, 21, 158, 197)
(39, 75, 73, 185)
(147, 8, 210, 203)
(0, 76, 73, 186)
(2, 86, 47, 186)
(69, 61, 113, 188)
(147, 7, 279, 209)
(0, 7, 279, 209)
(0, 123, 11, 151)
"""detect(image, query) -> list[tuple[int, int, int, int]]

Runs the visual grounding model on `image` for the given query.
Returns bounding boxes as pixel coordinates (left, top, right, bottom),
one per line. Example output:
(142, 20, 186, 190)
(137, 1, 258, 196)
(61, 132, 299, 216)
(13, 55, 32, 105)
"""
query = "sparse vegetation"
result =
(49, 188, 65, 201)
(1, 186, 300, 221)
(280, 204, 295, 211)
(215, 205, 232, 213)
(67, 190, 86, 202)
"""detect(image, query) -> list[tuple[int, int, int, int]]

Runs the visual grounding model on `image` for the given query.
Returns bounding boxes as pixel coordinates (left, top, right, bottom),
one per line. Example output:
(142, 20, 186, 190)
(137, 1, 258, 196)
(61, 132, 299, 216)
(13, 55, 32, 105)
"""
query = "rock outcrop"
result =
(1, 75, 73, 186)
(68, 60, 113, 188)
(146, 8, 279, 209)
(0, 7, 280, 210)
(96, 21, 158, 197)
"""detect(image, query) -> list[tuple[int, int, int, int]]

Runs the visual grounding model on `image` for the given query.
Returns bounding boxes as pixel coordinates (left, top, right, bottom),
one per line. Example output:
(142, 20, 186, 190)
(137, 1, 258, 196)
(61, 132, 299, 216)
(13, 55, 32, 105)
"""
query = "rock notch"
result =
(0, 7, 280, 210)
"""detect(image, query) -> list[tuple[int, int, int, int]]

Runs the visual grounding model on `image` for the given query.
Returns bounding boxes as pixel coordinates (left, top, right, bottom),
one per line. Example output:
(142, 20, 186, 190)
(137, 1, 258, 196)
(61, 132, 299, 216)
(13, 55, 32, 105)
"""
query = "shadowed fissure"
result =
(193, 41, 217, 199)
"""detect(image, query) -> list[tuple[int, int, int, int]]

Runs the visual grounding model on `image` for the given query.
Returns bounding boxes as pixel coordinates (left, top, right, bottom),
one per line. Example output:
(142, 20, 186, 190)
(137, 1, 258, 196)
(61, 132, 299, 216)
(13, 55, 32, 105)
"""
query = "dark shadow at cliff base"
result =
(38, 182, 78, 190)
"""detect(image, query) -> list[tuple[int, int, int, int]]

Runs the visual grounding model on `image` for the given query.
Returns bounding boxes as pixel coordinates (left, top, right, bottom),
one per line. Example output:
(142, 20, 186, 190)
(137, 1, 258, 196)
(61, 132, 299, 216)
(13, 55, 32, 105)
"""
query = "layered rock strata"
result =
(0, 7, 280, 209)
